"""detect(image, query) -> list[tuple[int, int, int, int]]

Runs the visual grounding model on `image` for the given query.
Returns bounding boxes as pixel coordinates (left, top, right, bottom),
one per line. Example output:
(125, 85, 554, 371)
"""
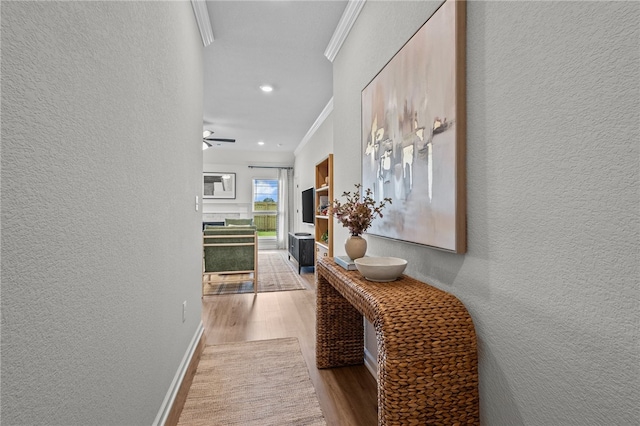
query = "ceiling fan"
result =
(203, 129, 236, 149)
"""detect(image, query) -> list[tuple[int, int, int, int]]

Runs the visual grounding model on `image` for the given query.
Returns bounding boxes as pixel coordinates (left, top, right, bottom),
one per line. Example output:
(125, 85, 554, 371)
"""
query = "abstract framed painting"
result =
(203, 172, 236, 199)
(361, 0, 466, 253)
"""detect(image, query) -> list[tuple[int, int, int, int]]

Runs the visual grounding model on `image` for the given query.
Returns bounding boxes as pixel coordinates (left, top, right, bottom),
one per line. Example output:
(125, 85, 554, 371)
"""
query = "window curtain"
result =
(277, 168, 293, 249)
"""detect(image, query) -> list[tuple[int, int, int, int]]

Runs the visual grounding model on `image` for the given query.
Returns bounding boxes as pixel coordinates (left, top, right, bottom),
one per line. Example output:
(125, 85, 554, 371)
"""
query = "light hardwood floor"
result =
(173, 258, 378, 426)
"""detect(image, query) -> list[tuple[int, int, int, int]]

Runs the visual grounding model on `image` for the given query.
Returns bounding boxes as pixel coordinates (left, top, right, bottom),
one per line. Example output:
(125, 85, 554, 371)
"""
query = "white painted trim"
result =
(324, 0, 367, 62)
(191, 0, 214, 47)
(364, 347, 378, 382)
(294, 97, 334, 156)
(153, 321, 205, 426)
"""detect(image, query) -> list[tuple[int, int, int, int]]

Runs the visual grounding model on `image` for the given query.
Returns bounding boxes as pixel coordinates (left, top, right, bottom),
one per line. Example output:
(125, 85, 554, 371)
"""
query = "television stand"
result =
(288, 232, 315, 273)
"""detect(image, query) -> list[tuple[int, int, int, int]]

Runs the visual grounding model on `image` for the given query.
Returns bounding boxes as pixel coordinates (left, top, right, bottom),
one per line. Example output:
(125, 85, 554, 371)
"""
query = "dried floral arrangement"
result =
(330, 183, 392, 236)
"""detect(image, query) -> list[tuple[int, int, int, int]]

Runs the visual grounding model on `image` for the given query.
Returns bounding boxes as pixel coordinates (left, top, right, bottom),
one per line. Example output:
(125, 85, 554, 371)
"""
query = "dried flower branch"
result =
(329, 183, 392, 236)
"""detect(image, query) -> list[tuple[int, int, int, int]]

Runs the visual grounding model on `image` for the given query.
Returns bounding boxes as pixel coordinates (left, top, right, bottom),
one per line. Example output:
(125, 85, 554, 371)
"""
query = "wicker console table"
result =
(316, 258, 479, 425)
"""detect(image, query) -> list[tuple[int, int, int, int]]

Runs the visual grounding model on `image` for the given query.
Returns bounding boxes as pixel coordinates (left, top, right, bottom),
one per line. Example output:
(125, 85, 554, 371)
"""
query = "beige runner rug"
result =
(203, 250, 307, 295)
(177, 338, 326, 426)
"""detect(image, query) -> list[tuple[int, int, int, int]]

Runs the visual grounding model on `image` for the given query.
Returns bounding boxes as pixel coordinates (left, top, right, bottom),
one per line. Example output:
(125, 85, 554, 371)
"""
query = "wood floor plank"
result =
(190, 254, 378, 426)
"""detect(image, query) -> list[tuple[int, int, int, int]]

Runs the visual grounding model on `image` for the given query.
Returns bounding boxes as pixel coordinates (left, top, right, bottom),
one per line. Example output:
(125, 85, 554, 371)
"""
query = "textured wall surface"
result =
(333, 1, 639, 424)
(1, 2, 204, 424)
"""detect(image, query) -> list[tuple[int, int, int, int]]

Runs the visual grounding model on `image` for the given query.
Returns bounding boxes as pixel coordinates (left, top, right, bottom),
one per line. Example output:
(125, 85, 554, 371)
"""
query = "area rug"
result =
(177, 337, 326, 426)
(203, 250, 307, 295)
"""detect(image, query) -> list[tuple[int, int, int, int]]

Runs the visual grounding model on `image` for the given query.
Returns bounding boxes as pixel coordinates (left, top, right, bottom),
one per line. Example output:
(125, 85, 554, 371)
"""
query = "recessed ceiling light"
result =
(260, 85, 273, 93)
(258, 141, 265, 145)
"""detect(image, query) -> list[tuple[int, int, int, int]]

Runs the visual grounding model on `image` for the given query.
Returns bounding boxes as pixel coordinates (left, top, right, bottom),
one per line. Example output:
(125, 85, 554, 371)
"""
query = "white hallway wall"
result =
(333, 1, 638, 425)
(2, 2, 204, 424)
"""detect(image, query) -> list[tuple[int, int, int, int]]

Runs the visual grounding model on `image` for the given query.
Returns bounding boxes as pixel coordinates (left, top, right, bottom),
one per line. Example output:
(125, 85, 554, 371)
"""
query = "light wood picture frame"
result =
(361, 0, 466, 253)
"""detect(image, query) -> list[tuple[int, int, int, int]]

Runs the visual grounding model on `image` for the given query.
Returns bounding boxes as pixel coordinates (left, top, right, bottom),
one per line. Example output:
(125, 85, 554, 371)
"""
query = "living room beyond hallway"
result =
(202, 250, 309, 295)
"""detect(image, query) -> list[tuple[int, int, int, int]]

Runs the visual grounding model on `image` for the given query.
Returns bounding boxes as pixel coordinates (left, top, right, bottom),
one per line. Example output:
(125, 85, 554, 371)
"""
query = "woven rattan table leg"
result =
(316, 271, 364, 369)
(316, 258, 479, 425)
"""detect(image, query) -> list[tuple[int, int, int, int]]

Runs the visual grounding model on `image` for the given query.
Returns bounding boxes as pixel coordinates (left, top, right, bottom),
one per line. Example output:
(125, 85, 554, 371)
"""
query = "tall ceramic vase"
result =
(345, 235, 367, 260)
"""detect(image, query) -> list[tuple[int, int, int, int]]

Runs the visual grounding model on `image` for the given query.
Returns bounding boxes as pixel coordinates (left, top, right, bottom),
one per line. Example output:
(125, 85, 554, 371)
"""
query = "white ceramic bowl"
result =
(354, 257, 408, 282)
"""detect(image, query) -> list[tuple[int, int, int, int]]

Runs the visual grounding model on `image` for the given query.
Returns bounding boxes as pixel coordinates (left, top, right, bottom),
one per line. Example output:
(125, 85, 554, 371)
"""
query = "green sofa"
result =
(202, 219, 258, 294)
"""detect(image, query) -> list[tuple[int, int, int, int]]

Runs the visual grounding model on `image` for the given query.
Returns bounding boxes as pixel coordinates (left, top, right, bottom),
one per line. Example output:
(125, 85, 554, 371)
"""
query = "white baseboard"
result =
(364, 347, 378, 382)
(153, 321, 204, 426)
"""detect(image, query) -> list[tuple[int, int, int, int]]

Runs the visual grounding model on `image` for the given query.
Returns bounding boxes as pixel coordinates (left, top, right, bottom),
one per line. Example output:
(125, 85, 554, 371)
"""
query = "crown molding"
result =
(324, 0, 366, 62)
(191, 0, 214, 47)
(295, 98, 334, 156)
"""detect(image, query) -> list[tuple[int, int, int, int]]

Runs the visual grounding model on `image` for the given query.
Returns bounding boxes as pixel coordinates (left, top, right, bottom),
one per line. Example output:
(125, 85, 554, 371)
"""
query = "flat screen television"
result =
(302, 187, 314, 224)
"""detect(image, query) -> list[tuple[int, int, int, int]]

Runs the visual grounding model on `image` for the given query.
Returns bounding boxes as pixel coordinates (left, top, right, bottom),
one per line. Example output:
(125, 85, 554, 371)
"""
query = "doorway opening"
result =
(252, 179, 278, 250)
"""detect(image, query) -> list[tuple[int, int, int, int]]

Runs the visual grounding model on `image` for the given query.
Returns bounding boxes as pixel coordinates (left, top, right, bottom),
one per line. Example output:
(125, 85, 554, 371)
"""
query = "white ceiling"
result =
(202, 1, 348, 154)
